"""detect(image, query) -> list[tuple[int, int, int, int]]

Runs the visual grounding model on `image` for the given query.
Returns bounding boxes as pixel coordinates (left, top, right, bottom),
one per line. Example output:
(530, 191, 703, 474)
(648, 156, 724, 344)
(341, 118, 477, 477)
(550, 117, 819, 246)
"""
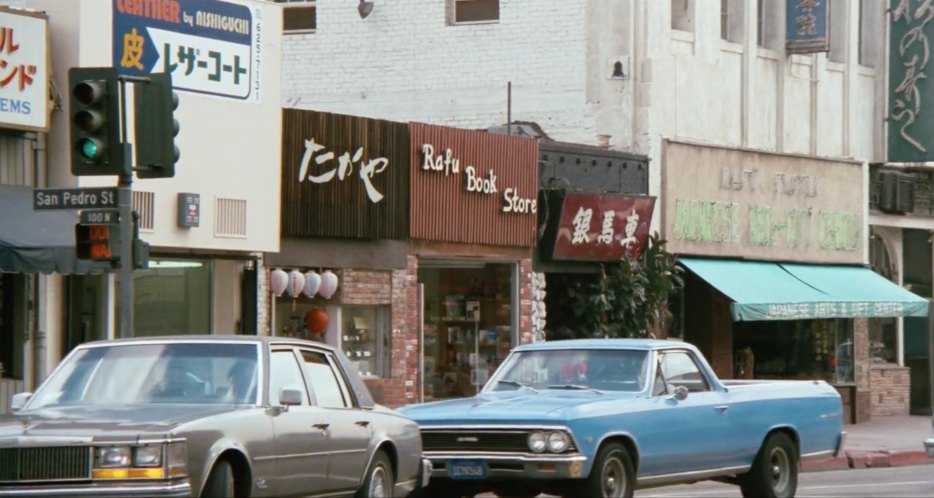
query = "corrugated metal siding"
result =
(409, 122, 538, 247)
(281, 109, 408, 239)
(0, 134, 34, 186)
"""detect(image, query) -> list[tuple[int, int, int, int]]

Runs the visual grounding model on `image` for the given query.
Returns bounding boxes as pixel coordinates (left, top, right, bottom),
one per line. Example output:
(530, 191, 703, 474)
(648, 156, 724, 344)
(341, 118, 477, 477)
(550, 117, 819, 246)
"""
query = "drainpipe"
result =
(29, 130, 49, 388)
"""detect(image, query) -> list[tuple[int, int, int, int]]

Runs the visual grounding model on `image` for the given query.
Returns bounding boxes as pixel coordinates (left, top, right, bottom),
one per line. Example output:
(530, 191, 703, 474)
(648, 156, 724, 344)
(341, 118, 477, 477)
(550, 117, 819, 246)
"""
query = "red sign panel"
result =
(553, 193, 656, 261)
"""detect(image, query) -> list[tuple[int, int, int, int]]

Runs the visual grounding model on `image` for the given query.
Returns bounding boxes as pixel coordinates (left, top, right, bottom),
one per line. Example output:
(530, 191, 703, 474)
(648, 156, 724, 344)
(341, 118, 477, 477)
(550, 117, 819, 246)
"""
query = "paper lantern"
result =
(270, 269, 288, 297)
(318, 270, 339, 299)
(287, 270, 305, 298)
(304, 308, 329, 334)
(303, 271, 321, 298)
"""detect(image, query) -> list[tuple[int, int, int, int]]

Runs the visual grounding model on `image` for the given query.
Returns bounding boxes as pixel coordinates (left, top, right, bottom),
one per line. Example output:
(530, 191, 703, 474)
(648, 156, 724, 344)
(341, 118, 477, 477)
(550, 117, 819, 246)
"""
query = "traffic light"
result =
(75, 223, 120, 264)
(69, 67, 125, 176)
(134, 72, 179, 179)
(132, 211, 150, 269)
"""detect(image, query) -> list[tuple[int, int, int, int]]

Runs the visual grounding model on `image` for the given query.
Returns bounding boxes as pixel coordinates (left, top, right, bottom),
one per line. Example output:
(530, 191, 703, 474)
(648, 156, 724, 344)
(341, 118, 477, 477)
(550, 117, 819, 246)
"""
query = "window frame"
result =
(298, 347, 355, 409)
(269, 348, 311, 406)
(276, 0, 317, 34)
(671, 0, 695, 33)
(451, 0, 500, 25)
(652, 349, 712, 395)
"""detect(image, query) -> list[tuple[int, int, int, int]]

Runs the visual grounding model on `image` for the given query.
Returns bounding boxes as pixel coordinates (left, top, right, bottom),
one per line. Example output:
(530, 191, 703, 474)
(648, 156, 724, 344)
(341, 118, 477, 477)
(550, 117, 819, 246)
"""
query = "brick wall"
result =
(870, 365, 911, 417)
(519, 258, 533, 344)
(341, 262, 419, 408)
(281, 0, 607, 146)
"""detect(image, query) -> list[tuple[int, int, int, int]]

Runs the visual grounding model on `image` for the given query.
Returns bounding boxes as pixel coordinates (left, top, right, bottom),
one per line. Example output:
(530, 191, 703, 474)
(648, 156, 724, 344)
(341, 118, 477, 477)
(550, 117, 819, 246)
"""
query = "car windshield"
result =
(485, 348, 649, 393)
(26, 342, 261, 409)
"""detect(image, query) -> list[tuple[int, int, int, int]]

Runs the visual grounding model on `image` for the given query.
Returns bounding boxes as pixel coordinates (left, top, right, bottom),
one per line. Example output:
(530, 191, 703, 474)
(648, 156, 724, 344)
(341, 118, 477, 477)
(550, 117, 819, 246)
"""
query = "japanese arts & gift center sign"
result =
(112, 0, 262, 102)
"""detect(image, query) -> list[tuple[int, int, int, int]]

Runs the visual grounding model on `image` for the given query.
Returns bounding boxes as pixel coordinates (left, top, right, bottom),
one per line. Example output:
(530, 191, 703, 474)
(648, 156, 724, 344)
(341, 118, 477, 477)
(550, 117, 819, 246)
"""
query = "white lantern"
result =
(318, 270, 339, 299)
(303, 271, 321, 298)
(287, 270, 306, 298)
(270, 269, 288, 297)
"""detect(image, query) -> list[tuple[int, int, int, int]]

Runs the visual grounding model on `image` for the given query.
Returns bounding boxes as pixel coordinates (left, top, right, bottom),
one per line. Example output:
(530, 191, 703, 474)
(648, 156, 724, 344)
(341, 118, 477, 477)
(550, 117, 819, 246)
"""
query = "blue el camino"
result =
(398, 338, 845, 498)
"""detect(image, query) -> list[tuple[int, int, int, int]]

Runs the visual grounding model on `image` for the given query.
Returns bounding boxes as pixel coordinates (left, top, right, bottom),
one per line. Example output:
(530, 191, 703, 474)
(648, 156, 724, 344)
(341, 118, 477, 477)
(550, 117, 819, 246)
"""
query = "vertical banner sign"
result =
(112, 0, 262, 103)
(785, 0, 829, 54)
(0, 7, 48, 131)
(888, 0, 934, 162)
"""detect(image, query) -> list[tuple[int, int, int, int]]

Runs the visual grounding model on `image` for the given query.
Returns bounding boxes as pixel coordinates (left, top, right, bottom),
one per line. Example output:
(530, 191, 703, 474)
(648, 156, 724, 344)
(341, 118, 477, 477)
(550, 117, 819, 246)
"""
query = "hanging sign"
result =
(552, 193, 656, 261)
(785, 0, 829, 54)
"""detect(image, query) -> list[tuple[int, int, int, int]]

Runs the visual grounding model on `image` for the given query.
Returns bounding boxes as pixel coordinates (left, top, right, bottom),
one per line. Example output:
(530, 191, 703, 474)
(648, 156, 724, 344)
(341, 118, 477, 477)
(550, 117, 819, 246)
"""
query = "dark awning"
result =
(0, 185, 113, 274)
(680, 257, 929, 321)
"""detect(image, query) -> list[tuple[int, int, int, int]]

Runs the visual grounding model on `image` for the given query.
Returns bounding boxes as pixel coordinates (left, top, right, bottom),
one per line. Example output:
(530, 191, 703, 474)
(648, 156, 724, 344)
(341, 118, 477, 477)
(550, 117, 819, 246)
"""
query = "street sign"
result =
(80, 209, 120, 224)
(33, 187, 118, 210)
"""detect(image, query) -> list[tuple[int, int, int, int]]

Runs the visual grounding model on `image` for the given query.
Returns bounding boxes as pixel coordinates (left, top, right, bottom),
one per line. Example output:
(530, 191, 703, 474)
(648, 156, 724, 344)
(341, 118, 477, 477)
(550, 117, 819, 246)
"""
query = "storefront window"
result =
(341, 305, 391, 378)
(420, 263, 514, 400)
(734, 319, 855, 385)
(868, 318, 897, 364)
(134, 259, 211, 336)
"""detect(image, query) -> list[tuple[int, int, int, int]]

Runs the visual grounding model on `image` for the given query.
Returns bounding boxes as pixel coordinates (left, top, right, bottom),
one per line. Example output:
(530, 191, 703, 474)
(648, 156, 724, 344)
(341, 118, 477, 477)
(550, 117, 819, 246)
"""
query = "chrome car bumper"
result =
(0, 481, 191, 497)
(835, 431, 847, 458)
(925, 436, 934, 458)
(420, 458, 433, 487)
(426, 452, 587, 480)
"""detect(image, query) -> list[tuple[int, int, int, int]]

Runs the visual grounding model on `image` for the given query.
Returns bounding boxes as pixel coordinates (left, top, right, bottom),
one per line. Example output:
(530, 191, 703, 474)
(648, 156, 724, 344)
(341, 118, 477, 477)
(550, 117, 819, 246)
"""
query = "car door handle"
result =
(714, 405, 729, 414)
(313, 423, 330, 430)
(355, 420, 370, 427)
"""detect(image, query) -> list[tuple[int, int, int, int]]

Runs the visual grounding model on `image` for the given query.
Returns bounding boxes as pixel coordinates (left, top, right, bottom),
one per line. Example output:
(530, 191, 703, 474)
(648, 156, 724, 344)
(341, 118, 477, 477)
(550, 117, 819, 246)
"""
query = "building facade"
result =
(0, 0, 285, 412)
(267, 109, 538, 407)
(277, 0, 922, 420)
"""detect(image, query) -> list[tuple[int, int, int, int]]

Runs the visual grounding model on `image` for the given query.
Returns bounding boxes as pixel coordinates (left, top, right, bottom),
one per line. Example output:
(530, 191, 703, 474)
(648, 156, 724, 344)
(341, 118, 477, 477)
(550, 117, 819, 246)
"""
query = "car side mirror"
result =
(670, 385, 689, 401)
(10, 392, 32, 412)
(279, 387, 304, 407)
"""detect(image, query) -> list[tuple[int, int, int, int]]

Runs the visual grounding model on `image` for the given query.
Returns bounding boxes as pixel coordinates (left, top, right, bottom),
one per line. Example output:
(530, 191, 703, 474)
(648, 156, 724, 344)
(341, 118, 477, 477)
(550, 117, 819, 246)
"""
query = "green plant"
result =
(568, 233, 684, 338)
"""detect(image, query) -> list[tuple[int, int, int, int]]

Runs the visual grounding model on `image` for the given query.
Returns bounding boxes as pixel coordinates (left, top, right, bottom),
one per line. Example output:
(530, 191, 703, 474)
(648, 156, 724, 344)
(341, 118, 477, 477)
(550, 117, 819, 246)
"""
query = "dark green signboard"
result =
(889, 0, 934, 162)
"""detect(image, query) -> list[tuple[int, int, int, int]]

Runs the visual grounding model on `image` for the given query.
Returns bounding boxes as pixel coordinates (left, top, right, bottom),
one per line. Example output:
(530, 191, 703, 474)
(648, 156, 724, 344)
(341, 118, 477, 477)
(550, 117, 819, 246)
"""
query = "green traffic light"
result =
(77, 138, 104, 160)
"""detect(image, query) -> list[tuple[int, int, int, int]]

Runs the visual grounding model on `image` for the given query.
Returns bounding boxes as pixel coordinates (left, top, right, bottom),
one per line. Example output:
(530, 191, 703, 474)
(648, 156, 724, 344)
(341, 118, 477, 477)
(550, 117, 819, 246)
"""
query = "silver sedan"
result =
(0, 335, 430, 497)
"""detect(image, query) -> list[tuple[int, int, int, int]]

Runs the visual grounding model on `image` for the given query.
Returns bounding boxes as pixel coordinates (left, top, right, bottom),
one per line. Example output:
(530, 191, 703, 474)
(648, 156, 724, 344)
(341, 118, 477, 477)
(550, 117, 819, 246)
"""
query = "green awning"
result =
(679, 257, 930, 321)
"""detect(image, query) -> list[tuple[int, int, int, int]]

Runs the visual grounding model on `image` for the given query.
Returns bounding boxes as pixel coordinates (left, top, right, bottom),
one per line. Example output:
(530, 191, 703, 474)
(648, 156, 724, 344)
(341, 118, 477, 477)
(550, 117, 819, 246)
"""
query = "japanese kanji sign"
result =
(112, 0, 262, 103)
(888, 0, 934, 162)
(0, 7, 48, 132)
(785, 0, 829, 54)
(552, 193, 656, 262)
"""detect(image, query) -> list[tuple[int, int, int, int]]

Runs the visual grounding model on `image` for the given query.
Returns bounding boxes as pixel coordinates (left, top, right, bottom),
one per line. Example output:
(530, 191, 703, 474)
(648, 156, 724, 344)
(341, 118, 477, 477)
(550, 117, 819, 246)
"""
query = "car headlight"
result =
(547, 431, 570, 453)
(528, 432, 547, 453)
(95, 447, 131, 468)
(133, 445, 163, 467)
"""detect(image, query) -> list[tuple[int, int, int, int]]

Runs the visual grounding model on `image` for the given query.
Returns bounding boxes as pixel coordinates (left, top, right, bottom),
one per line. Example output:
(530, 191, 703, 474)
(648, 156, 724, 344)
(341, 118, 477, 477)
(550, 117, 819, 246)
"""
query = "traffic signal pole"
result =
(70, 68, 176, 339)
(117, 77, 135, 339)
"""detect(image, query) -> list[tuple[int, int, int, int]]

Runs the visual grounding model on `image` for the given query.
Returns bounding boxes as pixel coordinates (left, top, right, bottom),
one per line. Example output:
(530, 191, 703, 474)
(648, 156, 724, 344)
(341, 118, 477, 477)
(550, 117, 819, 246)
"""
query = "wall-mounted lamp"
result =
(607, 55, 630, 80)
(358, 0, 374, 19)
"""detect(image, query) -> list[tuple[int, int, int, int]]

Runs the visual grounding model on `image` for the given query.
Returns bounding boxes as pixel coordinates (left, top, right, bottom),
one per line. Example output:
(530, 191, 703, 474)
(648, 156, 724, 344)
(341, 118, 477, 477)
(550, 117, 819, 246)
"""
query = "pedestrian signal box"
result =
(75, 223, 120, 263)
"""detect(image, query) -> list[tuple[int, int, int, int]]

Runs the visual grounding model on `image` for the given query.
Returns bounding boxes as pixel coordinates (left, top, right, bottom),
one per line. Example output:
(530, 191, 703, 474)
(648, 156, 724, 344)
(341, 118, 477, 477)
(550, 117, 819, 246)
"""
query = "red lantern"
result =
(305, 308, 329, 334)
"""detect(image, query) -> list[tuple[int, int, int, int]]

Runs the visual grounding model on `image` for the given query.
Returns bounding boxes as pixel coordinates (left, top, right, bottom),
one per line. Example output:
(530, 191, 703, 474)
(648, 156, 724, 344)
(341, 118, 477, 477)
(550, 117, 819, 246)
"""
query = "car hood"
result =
(0, 404, 236, 443)
(397, 390, 640, 425)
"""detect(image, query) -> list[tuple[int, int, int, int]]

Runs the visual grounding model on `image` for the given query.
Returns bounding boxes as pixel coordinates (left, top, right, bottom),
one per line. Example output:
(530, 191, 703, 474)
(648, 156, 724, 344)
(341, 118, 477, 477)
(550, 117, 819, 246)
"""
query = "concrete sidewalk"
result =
(803, 414, 934, 472)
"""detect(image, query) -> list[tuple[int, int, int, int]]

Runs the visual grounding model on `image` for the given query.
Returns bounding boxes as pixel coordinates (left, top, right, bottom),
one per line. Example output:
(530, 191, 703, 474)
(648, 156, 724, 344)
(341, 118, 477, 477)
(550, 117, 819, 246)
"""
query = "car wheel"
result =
(201, 459, 237, 498)
(739, 432, 798, 498)
(356, 450, 395, 498)
(579, 442, 635, 498)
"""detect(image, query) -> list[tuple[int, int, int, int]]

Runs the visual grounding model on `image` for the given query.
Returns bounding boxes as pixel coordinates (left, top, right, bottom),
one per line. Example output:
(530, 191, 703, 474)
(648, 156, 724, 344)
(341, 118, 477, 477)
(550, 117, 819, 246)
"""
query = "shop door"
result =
(419, 263, 515, 400)
(906, 312, 932, 415)
(0, 273, 14, 379)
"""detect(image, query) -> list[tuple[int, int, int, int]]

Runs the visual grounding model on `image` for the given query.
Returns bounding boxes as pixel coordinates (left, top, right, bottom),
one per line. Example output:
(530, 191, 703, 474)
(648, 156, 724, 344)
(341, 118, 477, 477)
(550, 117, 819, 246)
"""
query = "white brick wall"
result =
(281, 0, 628, 146)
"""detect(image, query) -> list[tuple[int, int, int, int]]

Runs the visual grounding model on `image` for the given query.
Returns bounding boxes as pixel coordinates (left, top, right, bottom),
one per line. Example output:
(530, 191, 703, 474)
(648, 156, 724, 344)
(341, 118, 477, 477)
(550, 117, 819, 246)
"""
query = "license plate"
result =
(449, 459, 486, 479)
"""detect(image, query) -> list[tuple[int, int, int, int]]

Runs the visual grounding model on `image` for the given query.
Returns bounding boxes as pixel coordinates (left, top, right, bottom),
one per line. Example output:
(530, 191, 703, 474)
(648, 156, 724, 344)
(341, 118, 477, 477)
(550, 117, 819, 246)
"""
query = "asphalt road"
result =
(474, 464, 934, 497)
